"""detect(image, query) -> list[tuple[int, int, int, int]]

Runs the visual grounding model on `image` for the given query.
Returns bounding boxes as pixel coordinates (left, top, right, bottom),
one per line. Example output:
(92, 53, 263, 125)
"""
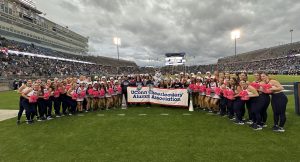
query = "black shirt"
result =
(121, 80, 130, 92)
(172, 82, 183, 89)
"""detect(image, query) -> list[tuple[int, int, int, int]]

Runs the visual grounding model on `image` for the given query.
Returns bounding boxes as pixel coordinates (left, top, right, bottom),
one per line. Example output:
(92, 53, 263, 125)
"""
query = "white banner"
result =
(127, 87, 188, 107)
(128, 87, 150, 103)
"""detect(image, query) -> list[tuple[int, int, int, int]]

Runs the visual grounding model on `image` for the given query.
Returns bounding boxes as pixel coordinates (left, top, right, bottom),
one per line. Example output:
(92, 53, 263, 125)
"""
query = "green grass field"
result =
(247, 75, 300, 83)
(0, 75, 299, 162)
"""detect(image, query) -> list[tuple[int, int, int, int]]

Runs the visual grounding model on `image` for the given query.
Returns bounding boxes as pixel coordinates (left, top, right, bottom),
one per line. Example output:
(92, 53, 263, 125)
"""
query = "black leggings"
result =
(37, 98, 46, 118)
(61, 94, 69, 114)
(271, 92, 288, 127)
(17, 96, 25, 121)
(245, 101, 252, 120)
(227, 99, 234, 118)
(44, 99, 53, 117)
(219, 96, 227, 115)
(233, 97, 245, 121)
(250, 95, 265, 126)
(261, 93, 270, 123)
(67, 98, 77, 114)
(53, 97, 61, 115)
(22, 99, 37, 121)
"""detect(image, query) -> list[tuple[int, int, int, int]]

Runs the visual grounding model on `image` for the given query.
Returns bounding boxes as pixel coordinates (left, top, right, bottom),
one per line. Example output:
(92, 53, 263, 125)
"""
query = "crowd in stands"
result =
(0, 37, 136, 67)
(0, 53, 140, 78)
(1, 37, 300, 80)
(218, 42, 300, 63)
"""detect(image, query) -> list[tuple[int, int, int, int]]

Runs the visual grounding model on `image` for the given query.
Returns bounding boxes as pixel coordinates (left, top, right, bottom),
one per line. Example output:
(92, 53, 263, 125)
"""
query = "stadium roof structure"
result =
(13, 0, 43, 14)
(165, 52, 186, 57)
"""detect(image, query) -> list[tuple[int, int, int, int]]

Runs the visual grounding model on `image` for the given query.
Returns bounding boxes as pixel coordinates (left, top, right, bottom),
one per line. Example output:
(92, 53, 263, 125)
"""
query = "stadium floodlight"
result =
(113, 37, 121, 61)
(113, 37, 121, 74)
(231, 30, 241, 57)
(231, 30, 240, 40)
(290, 29, 294, 44)
(113, 37, 121, 46)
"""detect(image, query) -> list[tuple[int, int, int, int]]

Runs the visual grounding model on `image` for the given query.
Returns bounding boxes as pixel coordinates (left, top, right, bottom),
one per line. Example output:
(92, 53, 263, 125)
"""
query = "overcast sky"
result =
(35, 0, 299, 66)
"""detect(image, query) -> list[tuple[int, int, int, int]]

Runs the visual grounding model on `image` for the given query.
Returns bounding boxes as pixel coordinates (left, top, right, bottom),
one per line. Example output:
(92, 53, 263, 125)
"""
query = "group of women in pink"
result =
(16, 72, 288, 133)
(17, 76, 123, 124)
(188, 71, 288, 132)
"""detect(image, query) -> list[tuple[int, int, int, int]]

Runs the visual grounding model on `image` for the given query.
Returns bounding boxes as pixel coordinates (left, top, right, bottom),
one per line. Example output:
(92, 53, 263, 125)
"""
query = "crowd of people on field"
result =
(17, 71, 288, 133)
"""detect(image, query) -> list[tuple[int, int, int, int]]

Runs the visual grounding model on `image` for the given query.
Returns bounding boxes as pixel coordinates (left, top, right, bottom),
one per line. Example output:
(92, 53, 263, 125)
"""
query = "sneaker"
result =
(85, 110, 89, 113)
(272, 125, 279, 132)
(230, 117, 236, 121)
(246, 120, 253, 125)
(37, 119, 42, 122)
(56, 115, 61, 118)
(278, 127, 285, 133)
(252, 124, 263, 131)
(26, 120, 33, 124)
(262, 124, 268, 128)
(69, 113, 73, 116)
(47, 116, 53, 120)
(234, 120, 245, 125)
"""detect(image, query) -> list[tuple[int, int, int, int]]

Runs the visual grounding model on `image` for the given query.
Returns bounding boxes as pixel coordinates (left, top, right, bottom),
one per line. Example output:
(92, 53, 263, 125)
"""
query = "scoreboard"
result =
(165, 53, 186, 66)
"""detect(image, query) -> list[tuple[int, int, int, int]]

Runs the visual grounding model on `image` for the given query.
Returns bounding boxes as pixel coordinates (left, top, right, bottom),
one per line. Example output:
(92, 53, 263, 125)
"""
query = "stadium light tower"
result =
(231, 30, 241, 57)
(113, 37, 121, 61)
(290, 29, 294, 44)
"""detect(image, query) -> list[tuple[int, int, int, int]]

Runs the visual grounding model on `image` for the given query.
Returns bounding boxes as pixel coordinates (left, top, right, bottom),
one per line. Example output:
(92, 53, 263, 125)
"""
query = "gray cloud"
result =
(35, 0, 300, 66)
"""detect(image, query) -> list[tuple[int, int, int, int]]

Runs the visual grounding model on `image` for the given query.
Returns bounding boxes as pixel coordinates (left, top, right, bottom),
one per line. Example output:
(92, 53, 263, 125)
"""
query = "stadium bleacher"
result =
(1, 36, 300, 78)
(0, 37, 138, 78)
(218, 42, 300, 63)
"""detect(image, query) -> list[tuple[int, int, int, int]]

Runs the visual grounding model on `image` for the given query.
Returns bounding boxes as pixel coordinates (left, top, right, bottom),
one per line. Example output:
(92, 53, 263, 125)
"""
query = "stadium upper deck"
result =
(218, 42, 300, 64)
(0, 0, 88, 55)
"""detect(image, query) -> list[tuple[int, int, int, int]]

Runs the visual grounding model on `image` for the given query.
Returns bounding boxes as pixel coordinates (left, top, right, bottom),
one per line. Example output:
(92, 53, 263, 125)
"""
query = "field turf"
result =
(0, 91, 299, 161)
(246, 75, 300, 83)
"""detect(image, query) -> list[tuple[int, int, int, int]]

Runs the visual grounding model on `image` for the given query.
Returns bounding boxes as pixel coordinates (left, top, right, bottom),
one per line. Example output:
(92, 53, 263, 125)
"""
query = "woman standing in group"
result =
(17, 80, 32, 124)
(257, 73, 271, 127)
(98, 82, 106, 110)
(195, 77, 202, 108)
(21, 83, 39, 124)
(239, 72, 252, 124)
(226, 78, 237, 120)
(238, 80, 260, 129)
(92, 82, 99, 111)
(249, 72, 265, 129)
(199, 78, 206, 110)
(210, 78, 221, 113)
(219, 77, 227, 116)
(53, 82, 62, 117)
(67, 84, 77, 115)
(59, 81, 69, 116)
(261, 73, 288, 132)
(188, 78, 197, 108)
(115, 81, 123, 108)
(86, 83, 94, 112)
(204, 78, 212, 111)
(105, 82, 114, 109)
(76, 82, 86, 113)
